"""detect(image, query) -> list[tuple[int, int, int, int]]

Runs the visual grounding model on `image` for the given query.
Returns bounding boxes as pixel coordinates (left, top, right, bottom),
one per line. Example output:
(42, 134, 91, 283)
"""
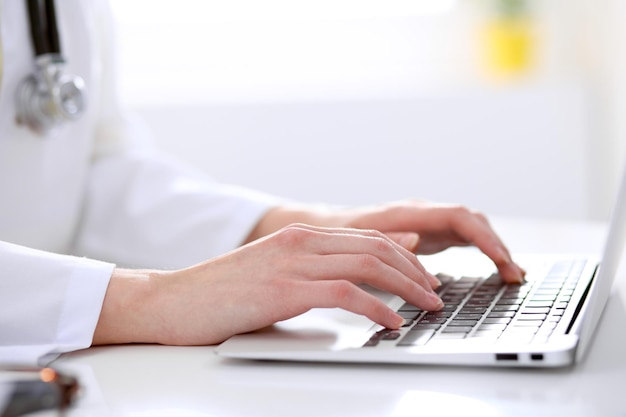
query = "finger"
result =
(386, 231, 443, 289)
(304, 253, 444, 311)
(448, 211, 526, 284)
(289, 224, 440, 290)
(290, 223, 421, 267)
(385, 231, 420, 252)
(297, 280, 405, 329)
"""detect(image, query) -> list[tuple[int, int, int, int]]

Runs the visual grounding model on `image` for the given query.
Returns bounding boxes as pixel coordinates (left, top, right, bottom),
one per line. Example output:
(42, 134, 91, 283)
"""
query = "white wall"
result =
(111, 0, 625, 222)
(134, 85, 590, 220)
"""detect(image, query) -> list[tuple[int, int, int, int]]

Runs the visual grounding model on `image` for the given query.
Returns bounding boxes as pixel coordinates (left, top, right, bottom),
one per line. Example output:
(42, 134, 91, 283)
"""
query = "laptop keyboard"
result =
(364, 259, 585, 348)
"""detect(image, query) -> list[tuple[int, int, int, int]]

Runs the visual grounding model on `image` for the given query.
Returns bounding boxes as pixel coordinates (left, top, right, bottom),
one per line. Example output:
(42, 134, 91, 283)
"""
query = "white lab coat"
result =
(0, 0, 281, 365)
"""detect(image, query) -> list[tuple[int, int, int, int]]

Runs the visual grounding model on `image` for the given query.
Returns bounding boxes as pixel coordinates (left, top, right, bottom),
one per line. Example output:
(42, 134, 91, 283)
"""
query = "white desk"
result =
(56, 218, 626, 417)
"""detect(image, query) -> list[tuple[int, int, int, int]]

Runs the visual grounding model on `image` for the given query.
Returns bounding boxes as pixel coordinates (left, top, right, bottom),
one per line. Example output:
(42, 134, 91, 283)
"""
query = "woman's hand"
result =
(334, 200, 526, 284)
(93, 224, 443, 346)
(247, 200, 525, 285)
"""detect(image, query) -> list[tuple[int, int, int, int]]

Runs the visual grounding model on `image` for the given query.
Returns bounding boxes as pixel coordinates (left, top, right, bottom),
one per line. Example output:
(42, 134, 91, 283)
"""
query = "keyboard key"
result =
(448, 319, 478, 327)
(363, 338, 379, 347)
(533, 289, 560, 296)
(398, 303, 422, 312)
(487, 311, 516, 318)
(442, 296, 465, 304)
(482, 317, 511, 325)
(474, 287, 500, 295)
(423, 311, 453, 319)
(401, 319, 414, 327)
(501, 291, 529, 299)
(465, 300, 492, 307)
(458, 277, 483, 284)
(469, 294, 495, 300)
(432, 333, 467, 340)
(520, 307, 551, 314)
(517, 313, 548, 321)
(496, 298, 525, 305)
(459, 307, 488, 314)
(525, 301, 554, 308)
(537, 284, 563, 290)
(492, 305, 519, 312)
(381, 331, 402, 341)
(412, 323, 442, 330)
(398, 311, 421, 320)
(478, 323, 507, 331)
(442, 326, 473, 333)
(364, 331, 384, 347)
(454, 314, 483, 320)
(419, 317, 448, 325)
(530, 295, 557, 301)
(398, 329, 435, 346)
(435, 273, 455, 283)
(512, 320, 544, 327)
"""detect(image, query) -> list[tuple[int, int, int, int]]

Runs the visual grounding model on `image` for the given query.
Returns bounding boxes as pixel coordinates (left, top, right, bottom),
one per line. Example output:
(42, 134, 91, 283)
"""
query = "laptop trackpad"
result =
(215, 286, 401, 358)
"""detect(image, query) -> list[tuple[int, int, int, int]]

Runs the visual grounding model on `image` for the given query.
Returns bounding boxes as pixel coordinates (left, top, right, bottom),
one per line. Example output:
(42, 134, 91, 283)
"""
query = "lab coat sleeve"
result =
(0, 241, 114, 366)
(74, 142, 285, 269)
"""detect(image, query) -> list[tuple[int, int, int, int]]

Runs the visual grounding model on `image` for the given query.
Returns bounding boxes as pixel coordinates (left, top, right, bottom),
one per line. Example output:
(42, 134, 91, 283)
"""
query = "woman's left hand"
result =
(335, 200, 525, 284)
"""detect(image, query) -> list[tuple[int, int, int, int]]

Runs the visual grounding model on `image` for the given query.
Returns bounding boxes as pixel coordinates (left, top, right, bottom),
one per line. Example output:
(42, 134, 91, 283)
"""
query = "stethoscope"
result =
(15, 0, 86, 135)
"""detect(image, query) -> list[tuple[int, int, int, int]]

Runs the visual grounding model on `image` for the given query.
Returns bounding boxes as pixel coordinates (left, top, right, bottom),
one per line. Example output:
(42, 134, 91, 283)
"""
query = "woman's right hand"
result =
(92, 224, 443, 346)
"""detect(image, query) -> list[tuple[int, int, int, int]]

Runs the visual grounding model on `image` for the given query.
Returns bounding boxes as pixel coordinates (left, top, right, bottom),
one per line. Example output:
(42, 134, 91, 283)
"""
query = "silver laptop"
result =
(215, 164, 626, 368)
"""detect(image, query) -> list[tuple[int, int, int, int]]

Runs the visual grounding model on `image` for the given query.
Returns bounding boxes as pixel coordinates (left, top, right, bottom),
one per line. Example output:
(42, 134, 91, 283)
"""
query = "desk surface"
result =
(57, 218, 626, 417)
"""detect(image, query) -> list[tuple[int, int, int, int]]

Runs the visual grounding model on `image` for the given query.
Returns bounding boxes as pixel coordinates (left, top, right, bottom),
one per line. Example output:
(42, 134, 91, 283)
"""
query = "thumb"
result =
(386, 232, 420, 253)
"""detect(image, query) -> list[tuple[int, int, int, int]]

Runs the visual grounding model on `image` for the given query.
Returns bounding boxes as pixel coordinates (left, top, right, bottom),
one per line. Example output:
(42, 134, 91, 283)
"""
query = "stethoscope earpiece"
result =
(16, 0, 86, 136)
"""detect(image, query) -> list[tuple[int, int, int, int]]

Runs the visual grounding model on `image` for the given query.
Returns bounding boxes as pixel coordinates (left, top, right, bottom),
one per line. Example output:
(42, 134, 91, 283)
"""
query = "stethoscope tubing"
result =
(27, 0, 61, 56)
(17, 0, 86, 136)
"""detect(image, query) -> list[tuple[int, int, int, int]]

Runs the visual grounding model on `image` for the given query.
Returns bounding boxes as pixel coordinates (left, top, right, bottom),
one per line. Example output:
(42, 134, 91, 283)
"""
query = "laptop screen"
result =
(575, 162, 626, 361)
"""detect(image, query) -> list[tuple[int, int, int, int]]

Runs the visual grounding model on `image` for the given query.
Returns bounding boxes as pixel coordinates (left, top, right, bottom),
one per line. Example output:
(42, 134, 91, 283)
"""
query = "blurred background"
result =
(109, 0, 626, 222)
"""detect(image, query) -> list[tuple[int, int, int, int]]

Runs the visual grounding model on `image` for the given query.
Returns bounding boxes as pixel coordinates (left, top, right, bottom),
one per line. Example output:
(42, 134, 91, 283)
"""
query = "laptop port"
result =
(495, 353, 518, 361)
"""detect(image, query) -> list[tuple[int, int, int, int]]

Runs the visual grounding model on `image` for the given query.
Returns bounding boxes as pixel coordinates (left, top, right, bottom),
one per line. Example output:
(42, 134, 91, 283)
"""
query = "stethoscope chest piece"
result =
(16, 54, 85, 135)
(16, 0, 86, 136)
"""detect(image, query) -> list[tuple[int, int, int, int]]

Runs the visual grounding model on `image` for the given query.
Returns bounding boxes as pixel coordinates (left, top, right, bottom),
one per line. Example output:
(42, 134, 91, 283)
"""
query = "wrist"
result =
(244, 204, 346, 243)
(92, 268, 164, 345)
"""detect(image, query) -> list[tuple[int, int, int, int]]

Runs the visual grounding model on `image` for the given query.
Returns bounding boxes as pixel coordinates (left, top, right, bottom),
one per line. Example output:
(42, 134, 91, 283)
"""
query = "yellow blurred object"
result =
(482, 16, 535, 79)
(479, 0, 536, 82)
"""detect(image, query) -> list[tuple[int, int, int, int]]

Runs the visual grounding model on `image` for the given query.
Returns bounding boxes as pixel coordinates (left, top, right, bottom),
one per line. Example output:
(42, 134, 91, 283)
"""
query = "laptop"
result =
(215, 163, 626, 368)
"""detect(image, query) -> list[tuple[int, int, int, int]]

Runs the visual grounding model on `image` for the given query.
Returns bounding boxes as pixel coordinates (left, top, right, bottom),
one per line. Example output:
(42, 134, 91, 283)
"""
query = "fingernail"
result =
(393, 313, 405, 328)
(424, 272, 441, 290)
(507, 263, 526, 284)
(429, 292, 444, 309)
(402, 233, 419, 250)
